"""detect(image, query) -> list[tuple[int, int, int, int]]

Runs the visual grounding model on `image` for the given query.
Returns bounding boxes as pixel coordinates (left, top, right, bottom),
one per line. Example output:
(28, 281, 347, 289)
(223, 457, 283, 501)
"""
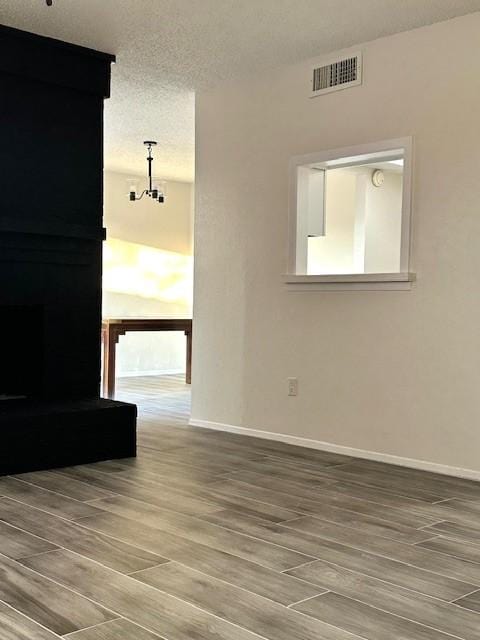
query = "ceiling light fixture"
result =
(128, 141, 166, 204)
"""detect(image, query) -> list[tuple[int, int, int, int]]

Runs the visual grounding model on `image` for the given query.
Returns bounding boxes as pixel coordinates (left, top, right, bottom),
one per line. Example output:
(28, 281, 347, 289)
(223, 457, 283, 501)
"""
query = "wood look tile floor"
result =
(1, 375, 480, 638)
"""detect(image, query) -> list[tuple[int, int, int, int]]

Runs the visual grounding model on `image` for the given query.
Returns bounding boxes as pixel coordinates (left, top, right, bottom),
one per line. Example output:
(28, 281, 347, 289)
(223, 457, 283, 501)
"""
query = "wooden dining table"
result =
(101, 318, 192, 399)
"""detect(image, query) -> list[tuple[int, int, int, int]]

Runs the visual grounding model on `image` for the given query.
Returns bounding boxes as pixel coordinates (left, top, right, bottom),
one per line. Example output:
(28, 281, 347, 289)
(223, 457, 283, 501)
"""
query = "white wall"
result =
(104, 171, 193, 255)
(363, 170, 402, 273)
(308, 167, 402, 275)
(308, 169, 357, 275)
(192, 13, 480, 476)
(103, 171, 193, 376)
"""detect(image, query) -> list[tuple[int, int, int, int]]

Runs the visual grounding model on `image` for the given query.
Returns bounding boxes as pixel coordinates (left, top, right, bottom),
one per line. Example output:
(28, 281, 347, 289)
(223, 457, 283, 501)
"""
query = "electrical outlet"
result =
(287, 377, 298, 396)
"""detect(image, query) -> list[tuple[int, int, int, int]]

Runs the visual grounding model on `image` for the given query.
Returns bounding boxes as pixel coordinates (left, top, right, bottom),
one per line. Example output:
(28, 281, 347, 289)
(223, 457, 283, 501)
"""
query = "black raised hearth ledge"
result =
(0, 25, 136, 475)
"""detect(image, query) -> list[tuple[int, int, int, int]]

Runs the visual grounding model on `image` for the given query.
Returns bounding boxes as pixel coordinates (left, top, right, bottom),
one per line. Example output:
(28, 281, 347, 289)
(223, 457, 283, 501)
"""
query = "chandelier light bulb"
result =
(128, 142, 167, 204)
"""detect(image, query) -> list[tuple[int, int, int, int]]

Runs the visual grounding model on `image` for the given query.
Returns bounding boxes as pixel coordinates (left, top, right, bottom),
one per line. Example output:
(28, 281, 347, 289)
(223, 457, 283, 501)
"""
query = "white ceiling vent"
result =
(310, 52, 362, 98)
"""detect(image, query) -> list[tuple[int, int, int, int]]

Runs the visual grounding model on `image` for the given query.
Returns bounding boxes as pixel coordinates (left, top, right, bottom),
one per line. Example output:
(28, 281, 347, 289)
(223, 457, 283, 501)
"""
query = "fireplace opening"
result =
(0, 305, 43, 401)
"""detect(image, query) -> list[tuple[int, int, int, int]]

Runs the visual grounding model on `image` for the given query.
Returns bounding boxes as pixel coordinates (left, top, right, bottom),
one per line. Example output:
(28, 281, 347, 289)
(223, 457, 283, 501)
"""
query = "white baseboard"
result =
(117, 368, 184, 378)
(188, 418, 480, 482)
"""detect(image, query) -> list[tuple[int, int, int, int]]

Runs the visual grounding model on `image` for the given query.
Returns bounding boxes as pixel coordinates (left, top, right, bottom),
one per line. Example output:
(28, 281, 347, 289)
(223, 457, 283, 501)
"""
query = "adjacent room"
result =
(102, 169, 194, 412)
(1, 2, 480, 639)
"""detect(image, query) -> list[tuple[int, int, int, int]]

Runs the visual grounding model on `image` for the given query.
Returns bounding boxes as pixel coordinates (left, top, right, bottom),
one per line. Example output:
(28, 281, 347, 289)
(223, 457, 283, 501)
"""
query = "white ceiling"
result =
(2, 0, 480, 182)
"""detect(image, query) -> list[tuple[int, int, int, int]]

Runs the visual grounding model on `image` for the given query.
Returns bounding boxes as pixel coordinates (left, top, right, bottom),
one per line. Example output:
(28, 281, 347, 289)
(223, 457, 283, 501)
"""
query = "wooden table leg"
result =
(101, 325, 108, 397)
(185, 330, 192, 385)
(103, 325, 118, 399)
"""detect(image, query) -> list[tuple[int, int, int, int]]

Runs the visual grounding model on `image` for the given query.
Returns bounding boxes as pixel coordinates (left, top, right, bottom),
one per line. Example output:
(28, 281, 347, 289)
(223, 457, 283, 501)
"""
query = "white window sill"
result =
(284, 272, 415, 291)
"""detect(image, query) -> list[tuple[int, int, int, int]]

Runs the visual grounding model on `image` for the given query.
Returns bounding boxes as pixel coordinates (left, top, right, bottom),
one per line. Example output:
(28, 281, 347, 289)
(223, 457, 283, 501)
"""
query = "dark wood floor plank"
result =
(207, 478, 312, 511)
(224, 468, 445, 512)
(325, 463, 479, 502)
(73, 507, 322, 605)
(263, 453, 350, 474)
(275, 486, 438, 528)
(317, 480, 447, 507)
(133, 561, 359, 640)
(397, 498, 480, 529)
(455, 590, 480, 613)
(289, 526, 480, 586)
(195, 486, 302, 523)
(0, 497, 168, 574)
(77, 496, 316, 571)
(260, 507, 434, 544)
(92, 466, 218, 499)
(312, 467, 449, 502)
(138, 446, 259, 476)
(209, 477, 435, 530)
(0, 519, 58, 560)
(6, 375, 480, 640)
(159, 438, 275, 463)
(288, 559, 480, 640)
(93, 453, 224, 479)
(221, 470, 335, 501)
(87, 464, 301, 523)
(340, 459, 480, 501)
(0, 553, 115, 635)
(151, 542, 325, 606)
(417, 535, 480, 565)
(153, 444, 267, 469)
(202, 507, 432, 554)
(199, 429, 353, 467)
(0, 601, 61, 640)
(1, 497, 321, 606)
(422, 521, 480, 546)
(21, 549, 291, 640)
(12, 470, 116, 502)
(63, 618, 162, 639)
(276, 513, 480, 586)
(294, 592, 458, 640)
(0, 477, 103, 521)
(55, 466, 220, 517)
(126, 471, 301, 522)
(288, 483, 439, 527)
(136, 430, 236, 453)
(228, 458, 337, 485)
(193, 509, 478, 600)
(86, 458, 219, 488)
(209, 477, 439, 531)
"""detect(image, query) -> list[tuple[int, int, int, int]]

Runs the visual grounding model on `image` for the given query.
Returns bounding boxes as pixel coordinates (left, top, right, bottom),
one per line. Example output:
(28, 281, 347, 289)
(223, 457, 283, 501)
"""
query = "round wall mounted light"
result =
(372, 169, 384, 187)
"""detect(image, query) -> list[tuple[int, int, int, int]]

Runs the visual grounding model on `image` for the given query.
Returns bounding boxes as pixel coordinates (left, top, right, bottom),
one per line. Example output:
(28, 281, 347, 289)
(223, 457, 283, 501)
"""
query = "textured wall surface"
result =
(2, 1, 480, 181)
(193, 14, 480, 473)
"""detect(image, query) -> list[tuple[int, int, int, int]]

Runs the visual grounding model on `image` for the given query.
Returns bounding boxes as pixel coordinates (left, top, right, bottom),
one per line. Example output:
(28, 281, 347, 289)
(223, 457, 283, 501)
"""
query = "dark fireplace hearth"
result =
(0, 25, 136, 475)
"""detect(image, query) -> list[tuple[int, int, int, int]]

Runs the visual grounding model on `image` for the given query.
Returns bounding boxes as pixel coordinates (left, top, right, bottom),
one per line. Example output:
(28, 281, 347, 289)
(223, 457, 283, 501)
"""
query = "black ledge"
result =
(0, 23, 115, 98)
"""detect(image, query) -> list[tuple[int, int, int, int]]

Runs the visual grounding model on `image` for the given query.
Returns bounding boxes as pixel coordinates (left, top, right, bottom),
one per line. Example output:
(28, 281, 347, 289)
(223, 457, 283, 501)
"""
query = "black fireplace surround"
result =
(1, 305, 43, 401)
(0, 25, 136, 475)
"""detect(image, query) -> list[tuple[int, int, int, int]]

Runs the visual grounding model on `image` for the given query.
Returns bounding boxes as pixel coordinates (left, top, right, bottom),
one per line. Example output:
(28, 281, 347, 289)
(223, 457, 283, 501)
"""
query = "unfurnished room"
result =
(1, 1, 480, 639)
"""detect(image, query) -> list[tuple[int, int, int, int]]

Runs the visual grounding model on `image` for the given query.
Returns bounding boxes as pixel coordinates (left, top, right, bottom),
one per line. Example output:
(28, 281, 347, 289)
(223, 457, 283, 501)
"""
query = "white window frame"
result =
(286, 137, 415, 288)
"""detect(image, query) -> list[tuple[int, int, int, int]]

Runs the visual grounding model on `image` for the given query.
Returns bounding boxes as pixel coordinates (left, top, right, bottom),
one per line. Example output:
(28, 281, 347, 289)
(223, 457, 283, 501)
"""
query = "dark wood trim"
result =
(101, 319, 193, 399)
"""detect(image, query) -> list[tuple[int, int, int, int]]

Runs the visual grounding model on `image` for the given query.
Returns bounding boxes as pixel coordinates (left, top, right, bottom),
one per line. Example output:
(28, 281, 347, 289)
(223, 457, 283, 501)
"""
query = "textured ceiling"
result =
(2, 0, 480, 182)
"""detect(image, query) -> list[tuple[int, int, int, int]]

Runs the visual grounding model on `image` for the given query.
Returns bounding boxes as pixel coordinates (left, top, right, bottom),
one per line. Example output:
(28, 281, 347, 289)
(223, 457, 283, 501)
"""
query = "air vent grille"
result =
(311, 52, 362, 97)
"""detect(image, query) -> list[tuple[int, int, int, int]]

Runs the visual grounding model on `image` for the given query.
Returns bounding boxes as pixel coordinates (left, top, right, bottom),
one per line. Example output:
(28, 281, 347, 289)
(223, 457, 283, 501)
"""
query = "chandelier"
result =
(128, 141, 166, 204)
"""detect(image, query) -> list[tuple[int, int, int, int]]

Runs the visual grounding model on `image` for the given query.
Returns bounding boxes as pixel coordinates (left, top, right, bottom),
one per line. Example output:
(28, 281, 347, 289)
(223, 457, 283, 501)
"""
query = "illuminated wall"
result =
(103, 172, 194, 377)
(103, 238, 193, 308)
